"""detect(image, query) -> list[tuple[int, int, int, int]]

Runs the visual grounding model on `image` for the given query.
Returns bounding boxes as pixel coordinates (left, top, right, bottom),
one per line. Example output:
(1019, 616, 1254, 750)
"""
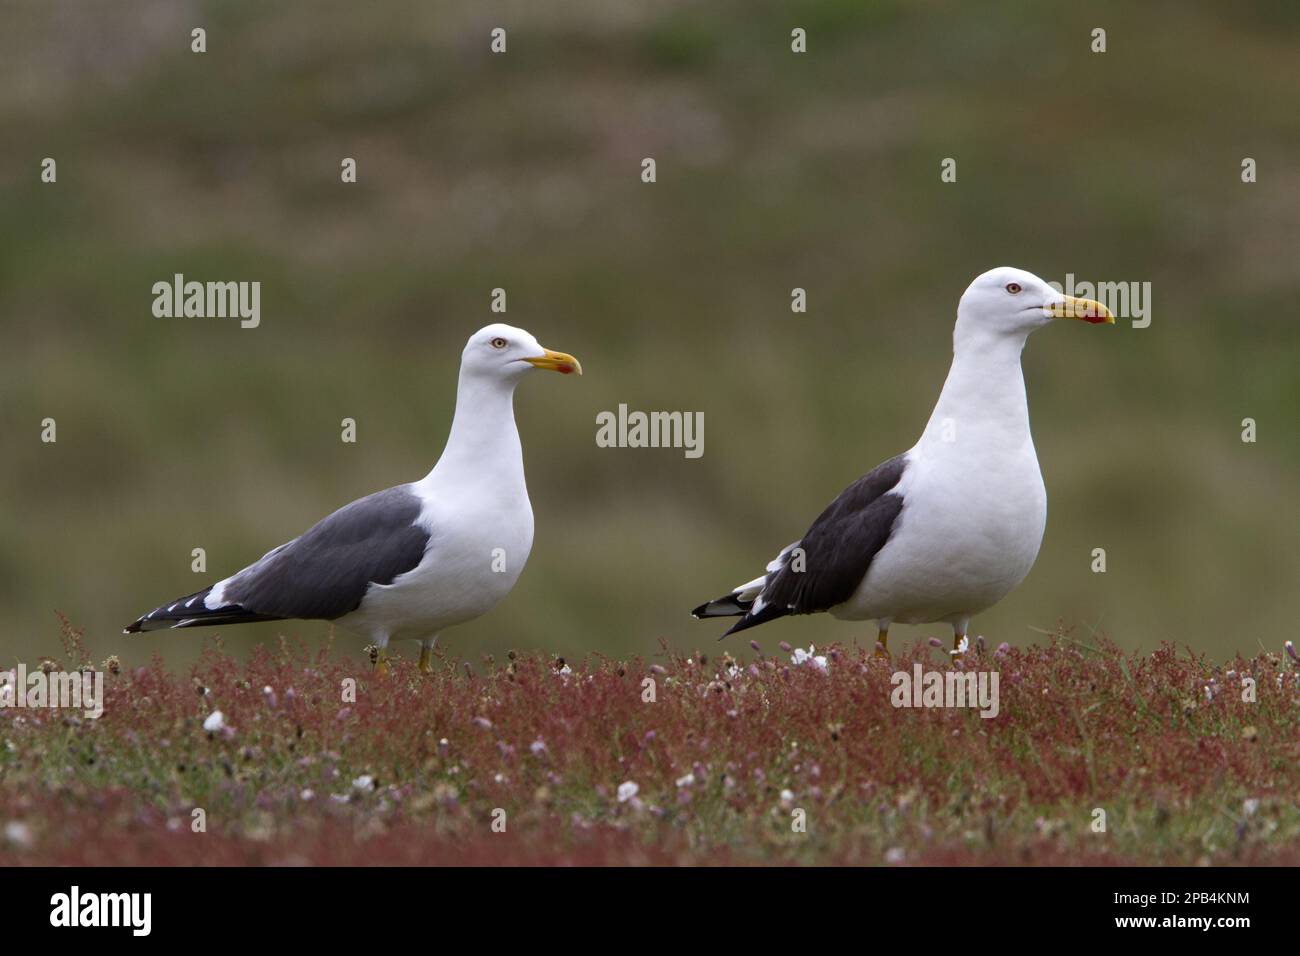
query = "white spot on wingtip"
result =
(205, 582, 227, 609)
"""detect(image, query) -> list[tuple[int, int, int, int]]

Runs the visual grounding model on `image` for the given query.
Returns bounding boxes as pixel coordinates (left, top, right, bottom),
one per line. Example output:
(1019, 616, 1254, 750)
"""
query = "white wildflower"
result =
(617, 781, 639, 803)
(4, 821, 33, 848)
(202, 710, 225, 733)
(791, 646, 829, 672)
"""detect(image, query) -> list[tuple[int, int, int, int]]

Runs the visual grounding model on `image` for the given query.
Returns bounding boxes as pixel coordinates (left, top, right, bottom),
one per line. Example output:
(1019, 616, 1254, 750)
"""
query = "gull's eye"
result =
(1005, 282, 1022, 294)
(490, 337, 508, 349)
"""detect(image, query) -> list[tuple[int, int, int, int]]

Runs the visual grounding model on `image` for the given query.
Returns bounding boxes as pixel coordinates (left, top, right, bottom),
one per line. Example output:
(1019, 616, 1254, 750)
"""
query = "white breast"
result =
(340, 483, 534, 641)
(837, 439, 1045, 625)
(834, 333, 1048, 626)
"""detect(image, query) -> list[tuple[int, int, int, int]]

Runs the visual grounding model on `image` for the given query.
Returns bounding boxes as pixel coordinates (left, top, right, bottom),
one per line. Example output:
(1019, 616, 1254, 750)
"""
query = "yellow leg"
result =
(369, 645, 390, 676)
(874, 628, 890, 658)
(418, 644, 434, 673)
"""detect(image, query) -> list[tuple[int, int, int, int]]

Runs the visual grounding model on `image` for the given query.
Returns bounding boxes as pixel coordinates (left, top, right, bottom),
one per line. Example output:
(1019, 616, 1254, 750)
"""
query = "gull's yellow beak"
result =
(524, 347, 583, 375)
(1048, 295, 1115, 325)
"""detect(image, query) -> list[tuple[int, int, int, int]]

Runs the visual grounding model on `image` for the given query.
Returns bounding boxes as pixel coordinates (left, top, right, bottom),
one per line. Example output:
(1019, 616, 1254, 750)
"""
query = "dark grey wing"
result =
(222, 484, 431, 620)
(126, 484, 431, 632)
(719, 454, 907, 636)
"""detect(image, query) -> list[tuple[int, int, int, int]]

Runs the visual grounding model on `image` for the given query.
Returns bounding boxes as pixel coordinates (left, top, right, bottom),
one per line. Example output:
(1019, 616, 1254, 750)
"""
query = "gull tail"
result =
(123, 586, 282, 633)
(693, 541, 801, 638)
(691, 593, 750, 619)
(692, 589, 790, 639)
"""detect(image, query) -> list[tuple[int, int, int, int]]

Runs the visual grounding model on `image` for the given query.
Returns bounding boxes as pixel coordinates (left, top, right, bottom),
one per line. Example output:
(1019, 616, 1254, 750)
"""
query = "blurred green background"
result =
(1, 0, 1297, 671)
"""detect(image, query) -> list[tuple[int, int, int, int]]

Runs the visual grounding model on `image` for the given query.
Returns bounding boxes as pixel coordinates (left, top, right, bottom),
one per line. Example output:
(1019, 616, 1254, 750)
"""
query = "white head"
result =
(955, 267, 1113, 350)
(459, 323, 583, 384)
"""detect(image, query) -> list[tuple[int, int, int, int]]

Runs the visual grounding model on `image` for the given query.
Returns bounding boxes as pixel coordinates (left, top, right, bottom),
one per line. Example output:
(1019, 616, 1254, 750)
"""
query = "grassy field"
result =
(2, 622, 1296, 865)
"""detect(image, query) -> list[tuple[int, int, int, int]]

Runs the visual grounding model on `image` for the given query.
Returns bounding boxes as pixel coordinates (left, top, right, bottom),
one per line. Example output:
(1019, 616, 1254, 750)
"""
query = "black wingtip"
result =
(721, 603, 790, 639)
(122, 585, 283, 634)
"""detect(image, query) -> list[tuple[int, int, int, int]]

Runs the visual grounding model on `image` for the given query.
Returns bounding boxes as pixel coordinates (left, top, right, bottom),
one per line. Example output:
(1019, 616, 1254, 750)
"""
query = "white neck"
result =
(421, 370, 524, 488)
(918, 325, 1033, 450)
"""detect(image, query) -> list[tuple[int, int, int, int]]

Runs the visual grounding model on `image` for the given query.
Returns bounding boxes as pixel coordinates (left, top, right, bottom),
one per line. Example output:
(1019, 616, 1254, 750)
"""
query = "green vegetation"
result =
(1, 626, 1296, 864)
